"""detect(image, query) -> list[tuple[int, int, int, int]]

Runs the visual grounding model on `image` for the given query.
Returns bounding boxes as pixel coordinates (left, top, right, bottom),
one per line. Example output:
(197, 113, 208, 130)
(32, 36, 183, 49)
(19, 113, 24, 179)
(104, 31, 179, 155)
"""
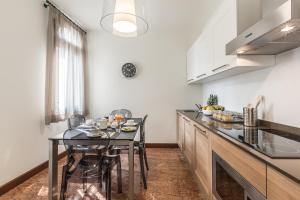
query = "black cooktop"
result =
(217, 124, 300, 159)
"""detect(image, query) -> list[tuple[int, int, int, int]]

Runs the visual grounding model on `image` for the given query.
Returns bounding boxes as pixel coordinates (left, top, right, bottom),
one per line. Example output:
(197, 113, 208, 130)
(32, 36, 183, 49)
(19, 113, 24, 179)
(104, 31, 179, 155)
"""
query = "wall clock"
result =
(122, 63, 136, 78)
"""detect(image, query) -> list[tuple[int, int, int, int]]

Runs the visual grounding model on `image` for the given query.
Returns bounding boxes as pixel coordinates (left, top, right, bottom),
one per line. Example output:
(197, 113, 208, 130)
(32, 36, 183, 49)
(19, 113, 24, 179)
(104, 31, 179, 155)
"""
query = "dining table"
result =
(48, 118, 142, 200)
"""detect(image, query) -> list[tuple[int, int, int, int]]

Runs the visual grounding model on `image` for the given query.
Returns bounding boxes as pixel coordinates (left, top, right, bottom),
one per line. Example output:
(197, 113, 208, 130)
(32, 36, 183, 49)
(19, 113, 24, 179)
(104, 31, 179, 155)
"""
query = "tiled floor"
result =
(0, 148, 208, 200)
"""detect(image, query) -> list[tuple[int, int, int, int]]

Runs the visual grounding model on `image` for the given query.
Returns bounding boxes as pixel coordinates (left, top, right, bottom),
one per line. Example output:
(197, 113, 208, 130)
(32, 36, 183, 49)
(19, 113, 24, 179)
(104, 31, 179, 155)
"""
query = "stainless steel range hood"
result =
(226, 0, 300, 55)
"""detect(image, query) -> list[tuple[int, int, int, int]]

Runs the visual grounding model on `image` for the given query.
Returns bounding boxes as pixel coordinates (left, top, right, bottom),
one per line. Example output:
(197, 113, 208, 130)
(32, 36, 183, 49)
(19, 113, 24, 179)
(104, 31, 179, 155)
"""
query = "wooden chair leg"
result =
(139, 148, 147, 189)
(116, 157, 123, 193)
(144, 148, 149, 171)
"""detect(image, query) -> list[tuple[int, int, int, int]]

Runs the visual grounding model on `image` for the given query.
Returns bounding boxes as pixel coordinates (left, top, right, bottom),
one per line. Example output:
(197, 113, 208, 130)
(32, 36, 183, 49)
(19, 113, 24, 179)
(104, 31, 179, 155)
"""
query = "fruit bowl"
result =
(202, 110, 214, 116)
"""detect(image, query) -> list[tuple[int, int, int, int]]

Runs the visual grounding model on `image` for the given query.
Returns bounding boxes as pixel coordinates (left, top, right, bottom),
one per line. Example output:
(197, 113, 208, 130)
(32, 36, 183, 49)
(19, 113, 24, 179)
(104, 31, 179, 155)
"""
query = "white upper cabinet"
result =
(187, 0, 275, 84)
(187, 30, 213, 83)
(187, 43, 198, 82)
(197, 31, 213, 78)
(212, 7, 237, 73)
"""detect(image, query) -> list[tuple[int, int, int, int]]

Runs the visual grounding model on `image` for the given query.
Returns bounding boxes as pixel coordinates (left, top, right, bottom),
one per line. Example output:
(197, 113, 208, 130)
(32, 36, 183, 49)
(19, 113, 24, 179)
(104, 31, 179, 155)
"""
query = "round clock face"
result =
(122, 63, 136, 78)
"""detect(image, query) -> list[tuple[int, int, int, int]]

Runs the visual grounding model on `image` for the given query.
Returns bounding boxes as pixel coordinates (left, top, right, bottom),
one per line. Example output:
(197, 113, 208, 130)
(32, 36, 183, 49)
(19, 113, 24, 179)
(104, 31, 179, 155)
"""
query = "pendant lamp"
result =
(100, 0, 148, 37)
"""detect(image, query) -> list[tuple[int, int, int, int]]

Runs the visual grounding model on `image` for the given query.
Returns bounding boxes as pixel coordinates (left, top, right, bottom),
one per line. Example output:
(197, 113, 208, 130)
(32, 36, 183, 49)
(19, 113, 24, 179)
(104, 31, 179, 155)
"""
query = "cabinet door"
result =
(194, 31, 213, 79)
(183, 119, 194, 166)
(177, 114, 185, 150)
(195, 125, 211, 194)
(212, 133, 267, 196)
(187, 44, 198, 82)
(267, 166, 300, 200)
(212, 6, 237, 72)
(187, 30, 213, 82)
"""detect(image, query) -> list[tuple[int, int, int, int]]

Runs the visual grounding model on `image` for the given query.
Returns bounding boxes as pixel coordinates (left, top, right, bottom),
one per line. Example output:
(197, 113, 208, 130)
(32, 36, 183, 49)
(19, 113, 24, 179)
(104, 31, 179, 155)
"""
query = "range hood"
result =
(227, 0, 300, 55)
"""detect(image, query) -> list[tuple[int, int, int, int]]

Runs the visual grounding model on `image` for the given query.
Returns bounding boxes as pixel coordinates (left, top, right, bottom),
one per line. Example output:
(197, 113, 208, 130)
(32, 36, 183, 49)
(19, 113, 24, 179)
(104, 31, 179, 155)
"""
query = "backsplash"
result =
(201, 47, 300, 128)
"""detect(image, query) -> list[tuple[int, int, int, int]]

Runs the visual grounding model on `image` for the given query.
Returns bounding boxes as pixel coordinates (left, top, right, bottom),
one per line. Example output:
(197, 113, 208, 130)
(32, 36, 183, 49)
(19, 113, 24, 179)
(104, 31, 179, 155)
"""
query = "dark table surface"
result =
(49, 118, 142, 141)
(177, 110, 300, 184)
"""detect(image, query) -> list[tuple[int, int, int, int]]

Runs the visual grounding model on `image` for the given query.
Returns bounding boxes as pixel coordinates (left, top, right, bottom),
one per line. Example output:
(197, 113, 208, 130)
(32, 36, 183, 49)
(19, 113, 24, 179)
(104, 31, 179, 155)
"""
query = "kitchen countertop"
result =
(177, 110, 300, 184)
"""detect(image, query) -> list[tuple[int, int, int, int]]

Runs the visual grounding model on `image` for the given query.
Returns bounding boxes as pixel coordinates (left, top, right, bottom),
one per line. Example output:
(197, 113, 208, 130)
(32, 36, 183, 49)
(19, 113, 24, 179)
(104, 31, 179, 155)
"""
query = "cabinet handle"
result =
(245, 32, 253, 39)
(194, 125, 208, 137)
(187, 78, 194, 82)
(196, 73, 207, 79)
(212, 64, 229, 72)
(184, 118, 191, 122)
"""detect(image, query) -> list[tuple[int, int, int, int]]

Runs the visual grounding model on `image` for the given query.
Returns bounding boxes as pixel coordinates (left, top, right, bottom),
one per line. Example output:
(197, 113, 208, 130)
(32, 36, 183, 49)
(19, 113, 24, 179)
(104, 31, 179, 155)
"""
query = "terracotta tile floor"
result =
(0, 148, 208, 200)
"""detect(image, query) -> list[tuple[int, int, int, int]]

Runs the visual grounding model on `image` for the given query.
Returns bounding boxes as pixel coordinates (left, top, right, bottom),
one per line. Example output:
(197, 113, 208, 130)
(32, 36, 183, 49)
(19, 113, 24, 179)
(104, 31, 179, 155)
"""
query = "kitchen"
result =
(1, 0, 300, 200)
(179, 0, 300, 199)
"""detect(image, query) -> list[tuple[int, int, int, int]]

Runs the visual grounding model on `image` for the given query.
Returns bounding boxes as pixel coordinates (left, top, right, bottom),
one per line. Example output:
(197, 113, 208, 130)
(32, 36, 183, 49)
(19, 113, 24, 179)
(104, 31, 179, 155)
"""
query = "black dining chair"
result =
(60, 117, 122, 200)
(67, 115, 90, 152)
(110, 109, 132, 119)
(67, 114, 86, 129)
(112, 115, 149, 189)
(137, 115, 149, 189)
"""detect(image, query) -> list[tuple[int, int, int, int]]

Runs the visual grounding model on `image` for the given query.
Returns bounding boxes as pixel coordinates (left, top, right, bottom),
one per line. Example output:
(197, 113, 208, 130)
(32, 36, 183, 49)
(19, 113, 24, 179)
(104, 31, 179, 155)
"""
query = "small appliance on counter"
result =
(243, 107, 258, 127)
(243, 96, 263, 127)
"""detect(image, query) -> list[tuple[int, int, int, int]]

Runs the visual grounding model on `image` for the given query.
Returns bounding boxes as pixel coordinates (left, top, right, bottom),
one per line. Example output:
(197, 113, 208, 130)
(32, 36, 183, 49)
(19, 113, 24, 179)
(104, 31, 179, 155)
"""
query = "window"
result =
(45, 6, 87, 124)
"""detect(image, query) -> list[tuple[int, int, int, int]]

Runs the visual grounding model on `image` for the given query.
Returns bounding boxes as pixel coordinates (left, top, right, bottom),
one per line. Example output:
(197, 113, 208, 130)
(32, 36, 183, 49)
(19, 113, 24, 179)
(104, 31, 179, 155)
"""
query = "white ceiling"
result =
(50, 0, 222, 35)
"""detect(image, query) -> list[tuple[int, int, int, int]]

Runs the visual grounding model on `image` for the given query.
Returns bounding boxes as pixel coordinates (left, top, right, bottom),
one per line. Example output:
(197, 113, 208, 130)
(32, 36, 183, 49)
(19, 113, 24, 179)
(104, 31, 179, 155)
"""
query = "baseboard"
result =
(0, 151, 67, 196)
(146, 143, 179, 148)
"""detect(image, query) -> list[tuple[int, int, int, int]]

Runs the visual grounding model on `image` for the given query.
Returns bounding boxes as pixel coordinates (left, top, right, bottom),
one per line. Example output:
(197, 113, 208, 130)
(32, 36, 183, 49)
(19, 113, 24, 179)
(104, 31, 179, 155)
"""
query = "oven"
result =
(212, 152, 266, 200)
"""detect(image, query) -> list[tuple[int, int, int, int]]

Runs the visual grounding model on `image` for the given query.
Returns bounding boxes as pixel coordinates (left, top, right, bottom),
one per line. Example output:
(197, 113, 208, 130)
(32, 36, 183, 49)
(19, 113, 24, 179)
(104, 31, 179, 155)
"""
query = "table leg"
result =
(128, 141, 134, 200)
(48, 140, 58, 200)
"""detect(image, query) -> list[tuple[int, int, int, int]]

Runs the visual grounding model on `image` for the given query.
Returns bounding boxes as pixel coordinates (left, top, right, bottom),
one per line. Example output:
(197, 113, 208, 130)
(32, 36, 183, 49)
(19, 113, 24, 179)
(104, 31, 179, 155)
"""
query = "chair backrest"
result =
(110, 109, 132, 118)
(140, 115, 148, 143)
(68, 114, 86, 129)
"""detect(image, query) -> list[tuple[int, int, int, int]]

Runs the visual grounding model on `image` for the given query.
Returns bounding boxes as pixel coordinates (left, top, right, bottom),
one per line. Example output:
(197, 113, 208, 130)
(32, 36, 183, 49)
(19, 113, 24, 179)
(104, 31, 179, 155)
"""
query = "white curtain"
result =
(45, 6, 87, 124)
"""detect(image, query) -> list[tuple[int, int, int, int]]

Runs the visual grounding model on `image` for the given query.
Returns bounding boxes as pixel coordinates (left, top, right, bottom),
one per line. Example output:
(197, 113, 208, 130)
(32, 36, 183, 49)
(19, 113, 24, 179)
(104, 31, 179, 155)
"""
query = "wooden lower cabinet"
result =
(177, 113, 300, 200)
(183, 118, 195, 166)
(194, 124, 212, 195)
(212, 133, 267, 196)
(177, 114, 185, 150)
(267, 166, 300, 200)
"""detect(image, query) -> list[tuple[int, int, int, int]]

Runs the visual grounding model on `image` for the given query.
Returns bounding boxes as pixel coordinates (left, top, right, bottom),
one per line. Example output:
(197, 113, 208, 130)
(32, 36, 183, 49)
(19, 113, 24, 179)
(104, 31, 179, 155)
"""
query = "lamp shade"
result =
(100, 0, 148, 37)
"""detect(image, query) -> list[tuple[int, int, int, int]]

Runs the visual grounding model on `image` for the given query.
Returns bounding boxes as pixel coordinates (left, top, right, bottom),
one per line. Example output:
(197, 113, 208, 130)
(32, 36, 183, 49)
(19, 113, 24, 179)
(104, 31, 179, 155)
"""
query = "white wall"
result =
(186, 0, 223, 47)
(0, 0, 66, 186)
(87, 31, 201, 143)
(202, 48, 300, 128)
(262, 0, 287, 16)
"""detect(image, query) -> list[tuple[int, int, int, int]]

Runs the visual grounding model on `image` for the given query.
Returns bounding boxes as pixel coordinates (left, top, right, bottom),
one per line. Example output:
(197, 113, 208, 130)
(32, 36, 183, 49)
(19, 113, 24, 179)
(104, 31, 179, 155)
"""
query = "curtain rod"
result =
(43, 0, 87, 34)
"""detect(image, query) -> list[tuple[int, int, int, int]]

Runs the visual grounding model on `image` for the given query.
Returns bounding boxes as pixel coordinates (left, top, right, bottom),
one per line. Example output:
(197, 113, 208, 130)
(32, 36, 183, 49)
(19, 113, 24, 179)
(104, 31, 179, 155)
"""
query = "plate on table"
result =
(121, 126, 137, 132)
(85, 131, 104, 138)
(78, 124, 96, 129)
(123, 122, 138, 126)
